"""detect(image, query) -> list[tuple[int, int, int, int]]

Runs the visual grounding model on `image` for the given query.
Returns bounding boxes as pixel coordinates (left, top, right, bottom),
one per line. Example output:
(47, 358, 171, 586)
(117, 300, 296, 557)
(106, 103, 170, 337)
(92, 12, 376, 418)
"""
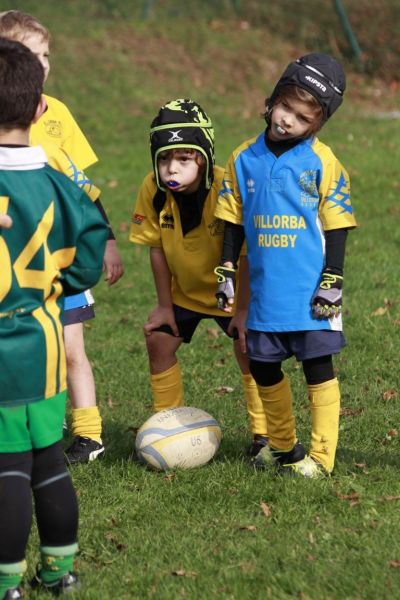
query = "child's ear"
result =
(32, 95, 47, 124)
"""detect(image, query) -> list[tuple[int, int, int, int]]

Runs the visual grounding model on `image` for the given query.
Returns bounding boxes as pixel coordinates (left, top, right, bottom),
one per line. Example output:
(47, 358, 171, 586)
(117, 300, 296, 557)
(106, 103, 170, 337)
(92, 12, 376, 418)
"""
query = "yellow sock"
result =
(241, 373, 268, 436)
(308, 378, 340, 473)
(151, 362, 183, 412)
(257, 374, 296, 451)
(71, 406, 102, 442)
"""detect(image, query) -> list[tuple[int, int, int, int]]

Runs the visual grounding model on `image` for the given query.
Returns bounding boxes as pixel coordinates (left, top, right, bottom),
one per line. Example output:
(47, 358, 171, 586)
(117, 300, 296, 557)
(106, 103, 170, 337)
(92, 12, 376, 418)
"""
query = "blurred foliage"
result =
(4, 0, 399, 80)
(75, 0, 399, 80)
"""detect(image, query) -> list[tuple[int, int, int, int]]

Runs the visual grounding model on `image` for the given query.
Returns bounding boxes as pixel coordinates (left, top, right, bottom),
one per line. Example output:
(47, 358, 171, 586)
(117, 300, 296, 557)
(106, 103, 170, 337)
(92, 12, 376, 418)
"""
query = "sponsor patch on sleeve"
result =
(132, 213, 146, 225)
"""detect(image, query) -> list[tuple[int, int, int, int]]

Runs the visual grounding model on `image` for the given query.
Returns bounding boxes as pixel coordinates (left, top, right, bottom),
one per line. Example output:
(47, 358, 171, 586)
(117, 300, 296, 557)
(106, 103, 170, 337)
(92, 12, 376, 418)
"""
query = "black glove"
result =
(312, 272, 343, 319)
(214, 266, 236, 310)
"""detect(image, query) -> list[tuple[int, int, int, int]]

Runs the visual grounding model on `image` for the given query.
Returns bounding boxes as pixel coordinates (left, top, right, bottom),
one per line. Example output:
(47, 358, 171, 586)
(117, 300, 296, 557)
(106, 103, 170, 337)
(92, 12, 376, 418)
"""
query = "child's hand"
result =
(103, 239, 124, 285)
(312, 272, 343, 319)
(214, 266, 236, 313)
(0, 214, 12, 228)
(144, 305, 179, 337)
(228, 308, 248, 354)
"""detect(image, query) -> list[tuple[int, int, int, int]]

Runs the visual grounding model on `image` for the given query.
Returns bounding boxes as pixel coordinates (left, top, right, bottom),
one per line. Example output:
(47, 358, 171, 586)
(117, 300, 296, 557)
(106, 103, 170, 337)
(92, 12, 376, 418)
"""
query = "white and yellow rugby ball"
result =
(135, 407, 221, 470)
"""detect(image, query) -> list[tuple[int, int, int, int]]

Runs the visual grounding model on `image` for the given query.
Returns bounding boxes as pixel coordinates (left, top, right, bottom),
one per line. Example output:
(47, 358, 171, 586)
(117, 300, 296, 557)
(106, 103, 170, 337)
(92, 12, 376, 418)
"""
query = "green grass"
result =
(3, 1, 400, 598)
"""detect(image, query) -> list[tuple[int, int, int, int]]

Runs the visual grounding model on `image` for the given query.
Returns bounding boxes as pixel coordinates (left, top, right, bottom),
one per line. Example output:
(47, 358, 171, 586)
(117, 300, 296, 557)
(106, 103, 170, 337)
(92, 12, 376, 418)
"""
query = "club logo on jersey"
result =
(218, 178, 233, 203)
(247, 179, 255, 193)
(66, 156, 93, 194)
(168, 130, 183, 142)
(326, 171, 352, 214)
(299, 170, 318, 206)
(208, 218, 225, 237)
(161, 213, 174, 229)
(43, 119, 62, 138)
(132, 213, 146, 225)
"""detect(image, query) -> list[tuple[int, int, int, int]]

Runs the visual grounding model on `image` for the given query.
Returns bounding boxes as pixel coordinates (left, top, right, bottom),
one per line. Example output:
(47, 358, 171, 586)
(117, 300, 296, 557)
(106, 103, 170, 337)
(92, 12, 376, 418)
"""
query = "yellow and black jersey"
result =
(129, 166, 231, 316)
(0, 146, 108, 407)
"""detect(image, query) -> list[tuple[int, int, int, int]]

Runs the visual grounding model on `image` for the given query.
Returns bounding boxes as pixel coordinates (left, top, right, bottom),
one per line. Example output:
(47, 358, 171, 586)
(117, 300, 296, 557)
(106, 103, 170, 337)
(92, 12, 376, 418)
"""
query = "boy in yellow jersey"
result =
(215, 53, 356, 477)
(0, 38, 108, 599)
(0, 10, 125, 464)
(130, 99, 268, 456)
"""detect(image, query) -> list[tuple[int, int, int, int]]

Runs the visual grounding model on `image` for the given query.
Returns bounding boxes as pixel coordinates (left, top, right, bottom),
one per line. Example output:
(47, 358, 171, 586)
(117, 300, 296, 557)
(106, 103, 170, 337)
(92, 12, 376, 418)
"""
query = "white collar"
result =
(0, 145, 48, 170)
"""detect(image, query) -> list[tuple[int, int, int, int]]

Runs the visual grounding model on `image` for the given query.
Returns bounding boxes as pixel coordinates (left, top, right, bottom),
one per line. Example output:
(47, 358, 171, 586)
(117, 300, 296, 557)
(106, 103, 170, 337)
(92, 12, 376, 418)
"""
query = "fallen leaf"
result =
(307, 555, 317, 561)
(107, 396, 114, 408)
(260, 502, 272, 518)
(216, 385, 234, 395)
(105, 533, 126, 551)
(371, 306, 387, 316)
(389, 560, 400, 568)
(127, 426, 140, 435)
(354, 463, 366, 469)
(386, 429, 398, 439)
(206, 327, 220, 339)
(309, 532, 315, 544)
(380, 495, 400, 502)
(337, 492, 361, 501)
(163, 473, 176, 482)
(171, 569, 197, 577)
(107, 179, 118, 188)
(383, 389, 398, 401)
(240, 562, 255, 573)
(340, 407, 365, 417)
(119, 222, 129, 232)
(349, 500, 361, 508)
(238, 525, 257, 532)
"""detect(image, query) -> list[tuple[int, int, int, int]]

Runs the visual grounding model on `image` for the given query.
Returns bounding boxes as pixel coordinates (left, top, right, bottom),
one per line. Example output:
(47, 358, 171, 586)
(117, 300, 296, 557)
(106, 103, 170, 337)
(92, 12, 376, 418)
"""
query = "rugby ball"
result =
(135, 407, 221, 470)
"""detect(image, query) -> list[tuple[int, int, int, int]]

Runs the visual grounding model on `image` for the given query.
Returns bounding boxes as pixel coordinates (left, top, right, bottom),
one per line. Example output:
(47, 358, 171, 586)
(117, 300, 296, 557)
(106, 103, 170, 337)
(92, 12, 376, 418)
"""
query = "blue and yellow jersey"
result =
(129, 166, 235, 316)
(215, 133, 356, 332)
(30, 95, 100, 201)
(0, 146, 108, 407)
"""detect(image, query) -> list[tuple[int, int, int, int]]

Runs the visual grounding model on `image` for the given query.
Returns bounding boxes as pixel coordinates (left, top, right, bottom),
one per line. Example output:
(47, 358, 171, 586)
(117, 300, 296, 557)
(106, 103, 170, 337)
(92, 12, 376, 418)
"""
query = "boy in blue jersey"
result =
(0, 38, 107, 598)
(215, 53, 356, 477)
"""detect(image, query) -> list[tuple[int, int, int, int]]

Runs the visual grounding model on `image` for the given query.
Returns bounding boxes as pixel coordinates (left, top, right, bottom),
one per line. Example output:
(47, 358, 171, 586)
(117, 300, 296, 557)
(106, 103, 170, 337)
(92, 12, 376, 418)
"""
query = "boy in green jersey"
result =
(0, 10, 125, 463)
(0, 38, 108, 599)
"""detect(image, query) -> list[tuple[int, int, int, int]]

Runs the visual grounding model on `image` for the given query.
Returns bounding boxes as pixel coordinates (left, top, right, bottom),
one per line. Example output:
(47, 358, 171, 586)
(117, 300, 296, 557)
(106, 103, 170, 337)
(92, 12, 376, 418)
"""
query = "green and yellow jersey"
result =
(129, 166, 229, 316)
(0, 146, 108, 407)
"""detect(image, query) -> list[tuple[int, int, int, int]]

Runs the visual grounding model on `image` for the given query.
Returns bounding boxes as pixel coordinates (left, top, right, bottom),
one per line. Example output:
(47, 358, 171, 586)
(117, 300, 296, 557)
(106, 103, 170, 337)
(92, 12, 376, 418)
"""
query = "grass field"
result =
(3, 1, 400, 598)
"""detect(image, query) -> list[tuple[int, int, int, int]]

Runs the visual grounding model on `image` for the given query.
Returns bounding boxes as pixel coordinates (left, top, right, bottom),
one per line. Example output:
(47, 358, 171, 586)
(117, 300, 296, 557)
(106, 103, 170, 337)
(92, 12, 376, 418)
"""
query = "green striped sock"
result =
(39, 544, 78, 584)
(0, 560, 26, 598)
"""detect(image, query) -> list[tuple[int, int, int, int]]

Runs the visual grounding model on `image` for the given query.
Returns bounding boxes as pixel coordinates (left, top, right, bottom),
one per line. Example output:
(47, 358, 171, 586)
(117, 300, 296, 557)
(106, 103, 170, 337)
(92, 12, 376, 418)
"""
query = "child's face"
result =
(268, 97, 317, 141)
(22, 33, 50, 82)
(158, 149, 203, 194)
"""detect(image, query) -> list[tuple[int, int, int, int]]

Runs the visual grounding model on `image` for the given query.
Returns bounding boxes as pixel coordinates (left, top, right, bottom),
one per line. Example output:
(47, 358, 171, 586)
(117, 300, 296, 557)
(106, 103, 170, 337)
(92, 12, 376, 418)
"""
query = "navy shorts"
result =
(153, 305, 237, 343)
(64, 290, 95, 326)
(64, 305, 95, 326)
(246, 329, 346, 362)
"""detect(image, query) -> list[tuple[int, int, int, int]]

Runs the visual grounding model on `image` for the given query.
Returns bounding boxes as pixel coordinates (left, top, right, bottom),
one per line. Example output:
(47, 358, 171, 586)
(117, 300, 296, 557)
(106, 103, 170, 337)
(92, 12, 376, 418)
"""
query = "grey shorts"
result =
(246, 329, 346, 362)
